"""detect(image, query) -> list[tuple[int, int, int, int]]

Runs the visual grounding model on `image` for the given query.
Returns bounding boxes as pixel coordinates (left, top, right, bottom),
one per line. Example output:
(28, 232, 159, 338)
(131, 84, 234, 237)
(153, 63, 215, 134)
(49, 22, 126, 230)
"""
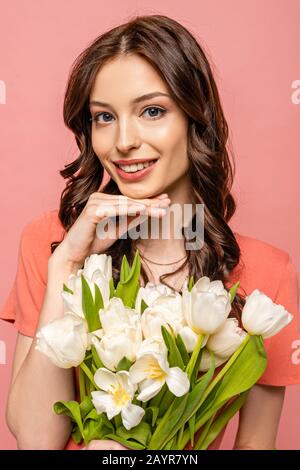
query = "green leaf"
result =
(175, 334, 190, 366)
(109, 277, 115, 299)
(53, 401, 84, 439)
(194, 391, 249, 450)
(147, 394, 189, 450)
(63, 283, 73, 294)
(79, 366, 86, 402)
(116, 357, 134, 372)
(91, 344, 104, 369)
(185, 334, 204, 382)
(148, 354, 215, 449)
(120, 255, 130, 282)
(161, 325, 185, 370)
(81, 274, 101, 332)
(157, 389, 177, 417)
(229, 281, 240, 303)
(80, 362, 98, 389)
(188, 414, 196, 447)
(144, 406, 159, 427)
(180, 335, 267, 449)
(149, 383, 168, 408)
(79, 396, 94, 419)
(83, 412, 115, 442)
(94, 283, 104, 317)
(115, 251, 141, 308)
(116, 421, 152, 446)
(163, 435, 177, 450)
(141, 298, 149, 314)
(188, 276, 194, 292)
(71, 425, 83, 444)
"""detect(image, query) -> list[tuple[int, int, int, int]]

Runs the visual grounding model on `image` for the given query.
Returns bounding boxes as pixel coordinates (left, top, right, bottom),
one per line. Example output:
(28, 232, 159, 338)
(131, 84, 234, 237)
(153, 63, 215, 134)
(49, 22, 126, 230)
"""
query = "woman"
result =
(1, 14, 299, 450)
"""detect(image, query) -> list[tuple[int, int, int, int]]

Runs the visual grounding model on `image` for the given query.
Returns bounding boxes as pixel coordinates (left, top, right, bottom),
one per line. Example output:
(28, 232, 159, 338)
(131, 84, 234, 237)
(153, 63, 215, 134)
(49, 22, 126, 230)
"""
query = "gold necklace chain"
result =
(139, 250, 187, 266)
(140, 254, 189, 292)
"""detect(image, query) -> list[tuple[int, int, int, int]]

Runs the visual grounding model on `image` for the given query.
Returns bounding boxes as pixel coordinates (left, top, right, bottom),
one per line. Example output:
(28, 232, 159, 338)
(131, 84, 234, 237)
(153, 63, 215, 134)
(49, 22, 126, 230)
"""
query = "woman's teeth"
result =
(118, 160, 157, 173)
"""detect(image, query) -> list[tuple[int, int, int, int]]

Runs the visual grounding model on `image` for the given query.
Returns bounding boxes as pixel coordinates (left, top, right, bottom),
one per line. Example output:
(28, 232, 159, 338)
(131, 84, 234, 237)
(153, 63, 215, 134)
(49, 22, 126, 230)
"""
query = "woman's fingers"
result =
(82, 439, 128, 450)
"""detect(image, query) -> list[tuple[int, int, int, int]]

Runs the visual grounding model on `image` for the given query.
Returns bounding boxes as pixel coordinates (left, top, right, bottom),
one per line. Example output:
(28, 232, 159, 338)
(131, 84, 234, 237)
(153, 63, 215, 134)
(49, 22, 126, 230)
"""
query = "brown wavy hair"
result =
(51, 14, 246, 320)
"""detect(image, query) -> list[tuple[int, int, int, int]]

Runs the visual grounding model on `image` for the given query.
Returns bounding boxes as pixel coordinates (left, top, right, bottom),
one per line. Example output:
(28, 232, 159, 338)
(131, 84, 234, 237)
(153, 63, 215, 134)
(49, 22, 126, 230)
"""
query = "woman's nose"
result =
(115, 117, 141, 153)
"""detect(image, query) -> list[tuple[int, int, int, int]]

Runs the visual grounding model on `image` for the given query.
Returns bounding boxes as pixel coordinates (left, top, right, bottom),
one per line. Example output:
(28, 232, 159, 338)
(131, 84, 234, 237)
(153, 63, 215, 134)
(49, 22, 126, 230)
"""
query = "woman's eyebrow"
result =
(89, 91, 170, 109)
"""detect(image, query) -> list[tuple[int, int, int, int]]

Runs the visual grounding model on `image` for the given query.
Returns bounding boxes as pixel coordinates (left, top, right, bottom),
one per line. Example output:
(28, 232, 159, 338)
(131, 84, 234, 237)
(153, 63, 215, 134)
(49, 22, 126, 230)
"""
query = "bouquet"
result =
(35, 251, 292, 450)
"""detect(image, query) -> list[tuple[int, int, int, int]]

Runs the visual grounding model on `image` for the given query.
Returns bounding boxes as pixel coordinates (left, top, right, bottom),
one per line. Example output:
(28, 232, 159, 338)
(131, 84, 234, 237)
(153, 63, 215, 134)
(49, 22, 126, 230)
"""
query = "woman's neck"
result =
(135, 178, 195, 263)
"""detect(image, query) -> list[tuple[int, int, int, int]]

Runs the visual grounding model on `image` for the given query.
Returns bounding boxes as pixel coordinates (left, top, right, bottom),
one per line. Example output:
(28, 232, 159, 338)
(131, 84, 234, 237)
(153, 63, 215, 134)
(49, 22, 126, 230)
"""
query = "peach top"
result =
(1, 209, 300, 450)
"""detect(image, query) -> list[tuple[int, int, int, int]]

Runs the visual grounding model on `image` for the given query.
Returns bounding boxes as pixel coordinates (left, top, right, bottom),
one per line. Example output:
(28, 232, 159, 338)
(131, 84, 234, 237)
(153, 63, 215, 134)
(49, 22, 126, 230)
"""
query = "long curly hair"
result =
(51, 14, 246, 320)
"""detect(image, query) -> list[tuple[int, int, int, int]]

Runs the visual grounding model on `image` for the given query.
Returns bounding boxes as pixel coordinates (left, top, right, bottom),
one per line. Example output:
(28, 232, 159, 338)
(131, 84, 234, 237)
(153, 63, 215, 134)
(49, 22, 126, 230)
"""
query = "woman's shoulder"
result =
(234, 231, 290, 265)
(21, 209, 65, 247)
(231, 231, 295, 299)
(19, 209, 65, 279)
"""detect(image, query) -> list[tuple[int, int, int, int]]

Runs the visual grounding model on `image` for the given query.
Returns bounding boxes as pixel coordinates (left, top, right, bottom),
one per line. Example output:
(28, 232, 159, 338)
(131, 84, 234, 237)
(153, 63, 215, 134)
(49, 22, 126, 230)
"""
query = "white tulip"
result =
(62, 270, 110, 317)
(35, 313, 88, 368)
(136, 336, 168, 358)
(91, 368, 145, 430)
(178, 326, 208, 353)
(61, 274, 85, 318)
(129, 352, 190, 401)
(141, 293, 184, 338)
(99, 297, 141, 334)
(242, 289, 293, 339)
(81, 253, 112, 281)
(206, 318, 247, 358)
(199, 348, 228, 372)
(182, 276, 232, 336)
(92, 324, 142, 371)
(135, 282, 174, 314)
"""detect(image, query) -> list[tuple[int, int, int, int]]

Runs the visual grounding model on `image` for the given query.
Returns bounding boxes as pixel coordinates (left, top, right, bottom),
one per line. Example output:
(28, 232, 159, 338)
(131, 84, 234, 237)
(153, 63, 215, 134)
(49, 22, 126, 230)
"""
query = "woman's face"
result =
(89, 54, 189, 199)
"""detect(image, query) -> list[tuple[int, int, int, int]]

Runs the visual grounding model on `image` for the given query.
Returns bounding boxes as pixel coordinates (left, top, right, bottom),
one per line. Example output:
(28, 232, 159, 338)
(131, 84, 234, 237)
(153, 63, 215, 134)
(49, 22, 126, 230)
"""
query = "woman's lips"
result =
(114, 160, 159, 181)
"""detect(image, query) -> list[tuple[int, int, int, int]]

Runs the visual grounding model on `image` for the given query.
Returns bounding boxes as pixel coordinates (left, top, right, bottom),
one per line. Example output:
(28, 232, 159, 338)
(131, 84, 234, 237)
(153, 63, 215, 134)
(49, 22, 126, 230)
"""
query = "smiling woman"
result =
(1, 13, 299, 451)
(88, 55, 189, 195)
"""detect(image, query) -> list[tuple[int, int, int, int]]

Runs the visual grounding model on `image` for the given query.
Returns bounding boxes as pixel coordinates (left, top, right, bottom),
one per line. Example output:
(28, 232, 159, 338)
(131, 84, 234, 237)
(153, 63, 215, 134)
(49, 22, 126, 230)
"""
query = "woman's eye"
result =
(91, 106, 166, 125)
(143, 106, 166, 119)
(93, 112, 113, 123)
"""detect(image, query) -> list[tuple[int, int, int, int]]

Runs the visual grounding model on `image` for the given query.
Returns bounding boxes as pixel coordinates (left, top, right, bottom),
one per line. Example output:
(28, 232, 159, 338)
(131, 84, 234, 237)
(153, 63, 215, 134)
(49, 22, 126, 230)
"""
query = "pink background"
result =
(0, 0, 299, 449)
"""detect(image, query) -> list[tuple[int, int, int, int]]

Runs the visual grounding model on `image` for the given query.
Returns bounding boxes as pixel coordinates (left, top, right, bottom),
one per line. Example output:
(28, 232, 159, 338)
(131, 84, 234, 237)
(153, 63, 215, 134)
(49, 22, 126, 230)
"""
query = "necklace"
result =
(139, 251, 187, 266)
(140, 253, 189, 292)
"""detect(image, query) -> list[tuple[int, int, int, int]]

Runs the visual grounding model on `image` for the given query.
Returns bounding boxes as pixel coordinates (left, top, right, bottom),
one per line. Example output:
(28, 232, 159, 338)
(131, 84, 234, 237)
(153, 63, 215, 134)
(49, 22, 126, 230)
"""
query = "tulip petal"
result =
(121, 402, 145, 430)
(137, 379, 165, 402)
(91, 390, 119, 419)
(199, 349, 227, 371)
(129, 356, 151, 383)
(178, 326, 199, 353)
(94, 368, 119, 391)
(165, 367, 190, 396)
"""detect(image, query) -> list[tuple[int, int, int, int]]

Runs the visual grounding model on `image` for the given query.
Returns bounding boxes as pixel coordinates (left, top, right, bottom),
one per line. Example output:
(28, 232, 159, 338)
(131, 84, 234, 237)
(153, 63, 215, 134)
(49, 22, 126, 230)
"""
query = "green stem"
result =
(185, 334, 204, 381)
(180, 334, 251, 449)
(79, 366, 86, 401)
(80, 362, 98, 389)
(199, 334, 251, 406)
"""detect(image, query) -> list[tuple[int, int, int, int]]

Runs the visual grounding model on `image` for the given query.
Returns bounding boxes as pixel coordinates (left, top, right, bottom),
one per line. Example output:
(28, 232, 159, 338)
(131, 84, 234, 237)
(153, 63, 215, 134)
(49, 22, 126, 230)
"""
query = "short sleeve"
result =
(257, 255, 300, 386)
(0, 212, 55, 337)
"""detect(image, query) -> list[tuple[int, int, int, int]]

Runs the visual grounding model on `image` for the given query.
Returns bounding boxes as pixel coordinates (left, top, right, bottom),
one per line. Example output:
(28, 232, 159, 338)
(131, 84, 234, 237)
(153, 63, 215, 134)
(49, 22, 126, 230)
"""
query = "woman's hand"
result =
(82, 439, 128, 450)
(51, 191, 170, 269)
